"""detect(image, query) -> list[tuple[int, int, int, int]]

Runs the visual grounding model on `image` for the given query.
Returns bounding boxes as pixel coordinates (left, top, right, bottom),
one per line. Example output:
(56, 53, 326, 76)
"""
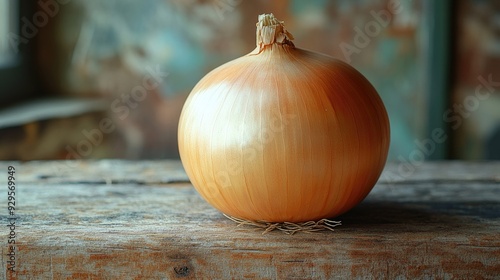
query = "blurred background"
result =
(0, 0, 499, 161)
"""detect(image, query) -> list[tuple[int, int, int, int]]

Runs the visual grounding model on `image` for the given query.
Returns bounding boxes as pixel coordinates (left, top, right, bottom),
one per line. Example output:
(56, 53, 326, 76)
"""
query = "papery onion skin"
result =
(178, 14, 390, 223)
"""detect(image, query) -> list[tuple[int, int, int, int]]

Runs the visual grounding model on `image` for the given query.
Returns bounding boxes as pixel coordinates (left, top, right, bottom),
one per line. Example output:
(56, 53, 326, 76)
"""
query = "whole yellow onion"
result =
(178, 14, 390, 223)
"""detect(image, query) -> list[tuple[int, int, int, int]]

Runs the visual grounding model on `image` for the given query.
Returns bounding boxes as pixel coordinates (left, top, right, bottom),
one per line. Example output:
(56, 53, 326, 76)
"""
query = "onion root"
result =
(224, 214, 341, 235)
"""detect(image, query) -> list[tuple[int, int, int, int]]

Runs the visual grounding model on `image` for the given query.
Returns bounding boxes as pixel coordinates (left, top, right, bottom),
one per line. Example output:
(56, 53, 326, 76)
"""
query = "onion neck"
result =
(253, 13, 295, 54)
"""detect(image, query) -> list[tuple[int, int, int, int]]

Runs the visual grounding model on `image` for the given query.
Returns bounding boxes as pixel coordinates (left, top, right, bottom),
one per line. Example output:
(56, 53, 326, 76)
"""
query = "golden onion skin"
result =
(178, 14, 390, 223)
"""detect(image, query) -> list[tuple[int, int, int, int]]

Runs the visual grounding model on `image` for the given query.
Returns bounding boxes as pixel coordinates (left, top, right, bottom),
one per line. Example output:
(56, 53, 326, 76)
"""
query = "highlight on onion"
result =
(178, 14, 390, 225)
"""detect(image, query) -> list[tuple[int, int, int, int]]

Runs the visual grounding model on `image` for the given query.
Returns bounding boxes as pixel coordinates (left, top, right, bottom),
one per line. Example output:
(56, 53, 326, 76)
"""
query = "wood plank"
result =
(8, 160, 189, 185)
(0, 161, 499, 279)
(6, 160, 500, 184)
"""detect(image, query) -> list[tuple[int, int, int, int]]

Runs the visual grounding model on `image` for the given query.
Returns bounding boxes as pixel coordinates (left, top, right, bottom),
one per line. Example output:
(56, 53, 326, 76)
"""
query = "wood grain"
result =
(0, 161, 499, 279)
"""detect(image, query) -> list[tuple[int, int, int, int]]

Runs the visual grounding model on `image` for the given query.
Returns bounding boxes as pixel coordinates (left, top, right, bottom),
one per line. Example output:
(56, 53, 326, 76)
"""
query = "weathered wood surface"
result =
(0, 160, 499, 279)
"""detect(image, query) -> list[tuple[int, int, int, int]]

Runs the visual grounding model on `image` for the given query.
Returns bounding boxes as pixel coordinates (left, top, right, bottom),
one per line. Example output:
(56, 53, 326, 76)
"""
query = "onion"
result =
(178, 14, 390, 223)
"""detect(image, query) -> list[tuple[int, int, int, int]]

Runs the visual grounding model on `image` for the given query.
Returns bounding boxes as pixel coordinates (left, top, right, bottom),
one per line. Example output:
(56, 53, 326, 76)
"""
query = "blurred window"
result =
(0, 0, 17, 66)
(0, 1, 38, 106)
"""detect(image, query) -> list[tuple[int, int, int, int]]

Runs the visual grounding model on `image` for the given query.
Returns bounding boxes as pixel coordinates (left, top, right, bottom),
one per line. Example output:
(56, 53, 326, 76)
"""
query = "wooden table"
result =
(1, 160, 499, 279)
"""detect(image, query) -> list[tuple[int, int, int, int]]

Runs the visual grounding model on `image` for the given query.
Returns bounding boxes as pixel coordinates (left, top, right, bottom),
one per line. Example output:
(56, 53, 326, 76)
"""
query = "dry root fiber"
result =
(224, 214, 341, 235)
